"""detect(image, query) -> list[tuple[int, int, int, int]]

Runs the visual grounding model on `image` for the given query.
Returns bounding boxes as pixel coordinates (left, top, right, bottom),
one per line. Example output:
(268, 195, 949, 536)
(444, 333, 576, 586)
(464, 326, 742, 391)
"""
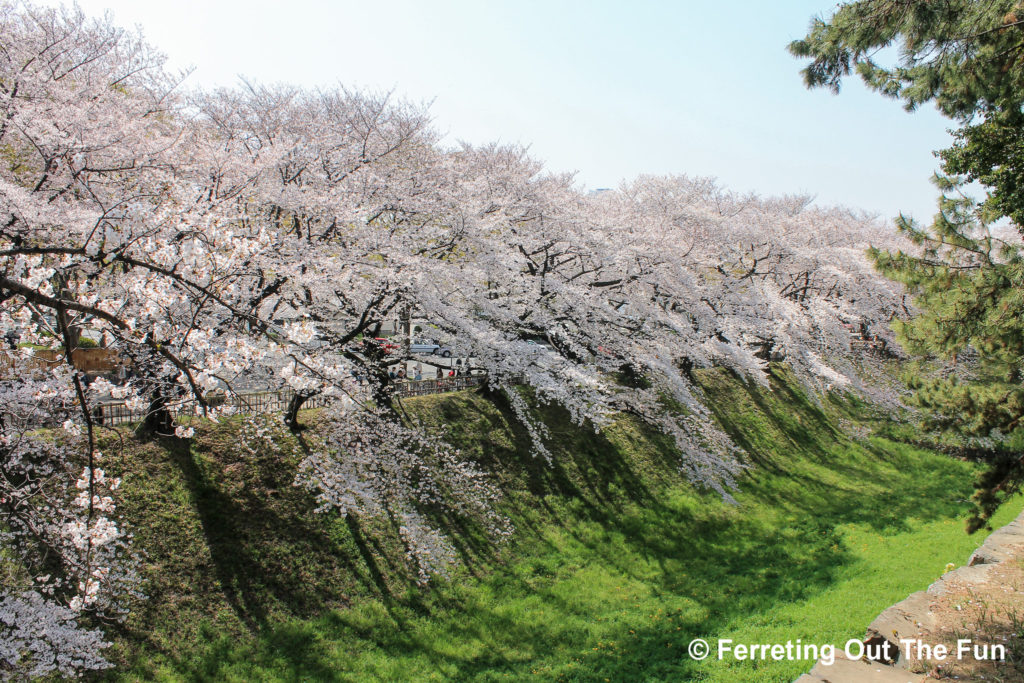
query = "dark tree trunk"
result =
(285, 391, 312, 432)
(141, 388, 174, 437)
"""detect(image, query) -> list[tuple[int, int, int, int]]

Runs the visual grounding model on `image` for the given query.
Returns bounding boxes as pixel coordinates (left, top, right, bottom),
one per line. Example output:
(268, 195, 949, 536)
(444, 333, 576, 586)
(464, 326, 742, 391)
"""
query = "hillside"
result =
(94, 366, 1021, 682)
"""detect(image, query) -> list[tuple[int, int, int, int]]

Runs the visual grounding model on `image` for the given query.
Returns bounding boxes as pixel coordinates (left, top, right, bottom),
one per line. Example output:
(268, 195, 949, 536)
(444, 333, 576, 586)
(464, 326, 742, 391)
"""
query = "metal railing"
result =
(89, 388, 334, 426)
(394, 375, 484, 398)
(83, 377, 486, 426)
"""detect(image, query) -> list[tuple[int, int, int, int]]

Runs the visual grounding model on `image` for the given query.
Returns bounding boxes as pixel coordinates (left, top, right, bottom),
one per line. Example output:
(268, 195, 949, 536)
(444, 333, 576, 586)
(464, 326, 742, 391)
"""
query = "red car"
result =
(360, 337, 401, 354)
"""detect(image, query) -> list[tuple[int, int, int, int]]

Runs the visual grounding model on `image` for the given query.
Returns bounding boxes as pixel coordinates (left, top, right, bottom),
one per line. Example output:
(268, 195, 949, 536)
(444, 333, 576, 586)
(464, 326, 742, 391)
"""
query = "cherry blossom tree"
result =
(0, 3, 181, 673)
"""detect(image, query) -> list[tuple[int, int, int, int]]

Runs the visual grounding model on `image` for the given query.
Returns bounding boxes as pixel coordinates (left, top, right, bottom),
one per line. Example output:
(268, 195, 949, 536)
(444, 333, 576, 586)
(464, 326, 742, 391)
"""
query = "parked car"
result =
(358, 337, 401, 355)
(410, 339, 453, 357)
(525, 339, 553, 353)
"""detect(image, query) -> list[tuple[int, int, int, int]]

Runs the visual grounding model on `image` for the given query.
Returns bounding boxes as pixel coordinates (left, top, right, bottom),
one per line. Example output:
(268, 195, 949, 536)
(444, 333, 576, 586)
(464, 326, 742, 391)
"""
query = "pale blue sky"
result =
(46, 0, 954, 221)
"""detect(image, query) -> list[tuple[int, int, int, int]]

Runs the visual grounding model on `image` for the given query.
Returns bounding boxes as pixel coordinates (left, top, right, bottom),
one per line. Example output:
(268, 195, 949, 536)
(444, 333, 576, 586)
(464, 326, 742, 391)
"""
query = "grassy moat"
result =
(100, 367, 1020, 682)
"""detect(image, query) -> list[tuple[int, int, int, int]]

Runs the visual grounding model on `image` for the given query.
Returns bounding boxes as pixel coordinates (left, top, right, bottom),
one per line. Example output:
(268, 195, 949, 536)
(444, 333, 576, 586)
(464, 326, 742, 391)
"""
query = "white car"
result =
(525, 339, 552, 352)
(410, 340, 453, 357)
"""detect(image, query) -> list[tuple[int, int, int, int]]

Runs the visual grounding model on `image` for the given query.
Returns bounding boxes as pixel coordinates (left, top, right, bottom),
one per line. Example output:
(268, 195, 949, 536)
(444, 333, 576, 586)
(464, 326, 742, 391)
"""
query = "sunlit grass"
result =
(106, 367, 1020, 682)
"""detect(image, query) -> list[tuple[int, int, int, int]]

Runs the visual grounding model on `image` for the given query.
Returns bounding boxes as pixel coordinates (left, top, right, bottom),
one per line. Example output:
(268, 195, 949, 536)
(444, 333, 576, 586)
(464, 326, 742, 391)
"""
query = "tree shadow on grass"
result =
(406, 376, 969, 597)
(169, 437, 379, 630)
(291, 482, 854, 682)
(114, 423, 441, 677)
(326, 372, 985, 681)
(171, 620, 343, 683)
(117, 368, 984, 682)
(698, 367, 976, 534)
(442, 388, 666, 513)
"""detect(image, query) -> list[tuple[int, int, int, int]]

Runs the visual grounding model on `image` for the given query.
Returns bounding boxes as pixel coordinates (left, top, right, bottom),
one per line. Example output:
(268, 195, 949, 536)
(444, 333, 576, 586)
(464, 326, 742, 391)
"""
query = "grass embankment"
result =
(102, 367, 1021, 682)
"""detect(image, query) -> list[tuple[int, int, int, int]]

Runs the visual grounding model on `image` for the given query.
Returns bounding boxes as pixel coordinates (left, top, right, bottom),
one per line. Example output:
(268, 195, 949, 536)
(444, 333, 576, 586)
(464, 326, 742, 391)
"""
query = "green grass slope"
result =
(101, 367, 1021, 682)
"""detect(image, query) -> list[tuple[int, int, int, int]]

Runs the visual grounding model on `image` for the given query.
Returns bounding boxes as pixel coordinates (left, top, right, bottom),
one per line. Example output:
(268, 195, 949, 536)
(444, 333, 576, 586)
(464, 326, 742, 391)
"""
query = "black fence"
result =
(86, 377, 487, 426)
(394, 375, 484, 398)
(90, 388, 335, 426)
